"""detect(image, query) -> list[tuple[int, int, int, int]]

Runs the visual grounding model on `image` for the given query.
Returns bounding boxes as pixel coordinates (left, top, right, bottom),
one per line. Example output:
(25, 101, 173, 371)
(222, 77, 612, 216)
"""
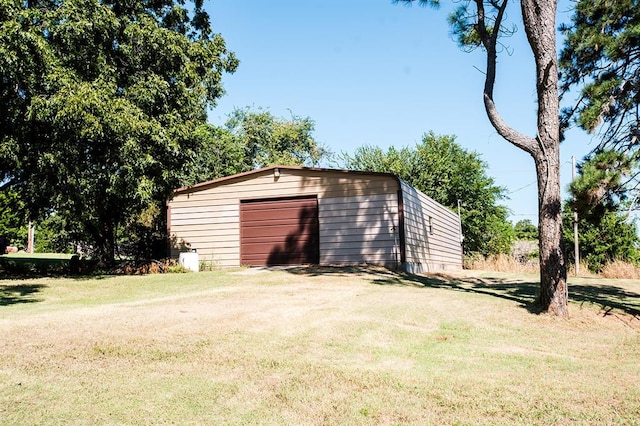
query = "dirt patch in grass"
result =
(1, 267, 639, 424)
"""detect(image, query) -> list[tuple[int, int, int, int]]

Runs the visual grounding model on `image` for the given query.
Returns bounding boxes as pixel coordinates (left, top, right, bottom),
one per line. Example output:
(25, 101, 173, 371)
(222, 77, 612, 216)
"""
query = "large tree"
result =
(341, 132, 514, 256)
(559, 0, 640, 153)
(0, 0, 238, 263)
(559, 0, 640, 272)
(397, 0, 568, 316)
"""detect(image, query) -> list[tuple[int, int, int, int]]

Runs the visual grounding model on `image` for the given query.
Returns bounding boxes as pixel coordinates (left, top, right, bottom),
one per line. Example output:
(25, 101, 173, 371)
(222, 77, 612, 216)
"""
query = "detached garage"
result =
(167, 166, 462, 273)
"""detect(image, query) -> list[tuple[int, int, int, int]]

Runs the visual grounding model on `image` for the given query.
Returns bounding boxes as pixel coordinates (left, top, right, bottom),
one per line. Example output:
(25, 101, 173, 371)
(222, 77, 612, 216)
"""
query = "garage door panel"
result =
(242, 251, 313, 265)
(241, 206, 318, 223)
(241, 236, 319, 255)
(240, 196, 319, 266)
(243, 226, 318, 240)
(241, 198, 317, 211)
(240, 213, 316, 227)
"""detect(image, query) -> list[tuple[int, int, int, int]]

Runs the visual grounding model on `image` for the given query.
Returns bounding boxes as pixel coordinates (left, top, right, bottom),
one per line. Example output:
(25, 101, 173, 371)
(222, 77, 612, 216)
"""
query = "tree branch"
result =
(475, 0, 539, 156)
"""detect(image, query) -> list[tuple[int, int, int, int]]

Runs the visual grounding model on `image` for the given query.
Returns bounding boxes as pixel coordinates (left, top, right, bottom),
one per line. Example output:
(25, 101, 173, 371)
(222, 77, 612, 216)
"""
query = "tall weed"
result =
(600, 259, 640, 279)
(464, 253, 538, 274)
(467, 253, 640, 279)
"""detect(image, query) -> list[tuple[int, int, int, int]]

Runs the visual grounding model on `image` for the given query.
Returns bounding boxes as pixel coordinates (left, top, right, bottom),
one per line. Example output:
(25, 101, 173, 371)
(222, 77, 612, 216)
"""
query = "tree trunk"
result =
(477, 0, 568, 316)
(102, 220, 116, 267)
(90, 218, 116, 267)
(522, 0, 568, 316)
(535, 143, 568, 316)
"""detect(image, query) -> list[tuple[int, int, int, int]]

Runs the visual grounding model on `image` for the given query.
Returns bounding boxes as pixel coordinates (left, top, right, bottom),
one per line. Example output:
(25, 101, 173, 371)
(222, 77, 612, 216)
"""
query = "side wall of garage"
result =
(400, 180, 463, 273)
(168, 167, 401, 268)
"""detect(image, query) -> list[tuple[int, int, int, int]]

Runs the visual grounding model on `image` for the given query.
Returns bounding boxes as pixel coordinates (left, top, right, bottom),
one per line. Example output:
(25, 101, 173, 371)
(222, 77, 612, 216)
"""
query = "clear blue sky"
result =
(204, 0, 597, 223)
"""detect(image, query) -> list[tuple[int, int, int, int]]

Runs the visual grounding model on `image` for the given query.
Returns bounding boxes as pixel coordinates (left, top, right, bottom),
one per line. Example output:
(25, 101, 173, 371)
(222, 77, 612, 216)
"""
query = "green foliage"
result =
(181, 124, 249, 186)
(564, 150, 640, 271)
(0, 0, 238, 263)
(513, 219, 538, 241)
(224, 107, 329, 169)
(180, 107, 330, 187)
(0, 189, 27, 248)
(567, 150, 633, 215)
(337, 145, 412, 177)
(398, 0, 515, 52)
(559, 0, 640, 149)
(341, 132, 513, 256)
(32, 213, 76, 254)
(563, 210, 639, 272)
(447, 2, 487, 50)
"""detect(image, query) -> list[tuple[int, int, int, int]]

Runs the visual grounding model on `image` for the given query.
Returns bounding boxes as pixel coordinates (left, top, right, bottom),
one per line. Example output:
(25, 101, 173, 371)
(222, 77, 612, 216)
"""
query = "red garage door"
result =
(240, 196, 319, 266)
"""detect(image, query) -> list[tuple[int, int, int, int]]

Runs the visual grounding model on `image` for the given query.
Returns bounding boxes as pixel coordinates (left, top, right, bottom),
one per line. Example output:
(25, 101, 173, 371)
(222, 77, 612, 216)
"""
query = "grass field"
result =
(0, 252, 73, 262)
(0, 253, 75, 275)
(1, 267, 639, 425)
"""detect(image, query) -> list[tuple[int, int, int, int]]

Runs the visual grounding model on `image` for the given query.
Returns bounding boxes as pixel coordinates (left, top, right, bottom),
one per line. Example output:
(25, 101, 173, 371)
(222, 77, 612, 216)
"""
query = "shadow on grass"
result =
(0, 270, 108, 282)
(0, 284, 47, 306)
(373, 271, 544, 314)
(569, 281, 640, 318)
(280, 265, 640, 318)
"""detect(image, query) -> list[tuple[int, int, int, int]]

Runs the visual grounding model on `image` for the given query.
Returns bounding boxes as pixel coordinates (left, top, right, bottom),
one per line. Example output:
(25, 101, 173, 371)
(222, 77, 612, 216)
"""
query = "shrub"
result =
(116, 259, 187, 275)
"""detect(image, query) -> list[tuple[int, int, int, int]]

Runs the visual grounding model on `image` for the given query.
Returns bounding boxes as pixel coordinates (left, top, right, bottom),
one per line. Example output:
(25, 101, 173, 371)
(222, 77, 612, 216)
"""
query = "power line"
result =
(507, 181, 536, 194)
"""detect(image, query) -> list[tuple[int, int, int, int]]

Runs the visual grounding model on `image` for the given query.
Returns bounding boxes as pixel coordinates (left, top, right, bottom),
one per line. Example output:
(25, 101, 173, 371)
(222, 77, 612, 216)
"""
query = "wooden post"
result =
(572, 156, 580, 275)
(457, 199, 464, 264)
(27, 221, 35, 254)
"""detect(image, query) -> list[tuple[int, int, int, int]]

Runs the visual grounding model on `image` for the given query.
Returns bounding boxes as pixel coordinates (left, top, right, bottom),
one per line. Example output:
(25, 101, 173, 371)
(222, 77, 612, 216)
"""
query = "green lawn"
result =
(1, 267, 639, 425)
(0, 252, 75, 274)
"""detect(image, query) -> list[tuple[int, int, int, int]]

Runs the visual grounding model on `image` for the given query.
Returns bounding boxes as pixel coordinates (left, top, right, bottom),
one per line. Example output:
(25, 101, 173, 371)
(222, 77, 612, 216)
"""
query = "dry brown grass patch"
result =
(600, 259, 640, 279)
(464, 253, 539, 274)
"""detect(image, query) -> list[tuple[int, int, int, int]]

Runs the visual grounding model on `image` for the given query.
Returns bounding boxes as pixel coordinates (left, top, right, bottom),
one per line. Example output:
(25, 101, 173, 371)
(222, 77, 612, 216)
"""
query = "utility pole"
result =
(572, 156, 580, 275)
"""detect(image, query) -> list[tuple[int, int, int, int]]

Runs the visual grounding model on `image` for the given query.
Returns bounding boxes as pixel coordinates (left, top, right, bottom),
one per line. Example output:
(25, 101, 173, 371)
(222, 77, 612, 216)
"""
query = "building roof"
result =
(172, 165, 400, 196)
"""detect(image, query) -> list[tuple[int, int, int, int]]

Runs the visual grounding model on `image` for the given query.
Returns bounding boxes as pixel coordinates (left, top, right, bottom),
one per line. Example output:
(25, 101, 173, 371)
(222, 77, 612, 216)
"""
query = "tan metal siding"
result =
(169, 203, 239, 267)
(319, 194, 399, 268)
(400, 180, 462, 273)
(168, 168, 400, 268)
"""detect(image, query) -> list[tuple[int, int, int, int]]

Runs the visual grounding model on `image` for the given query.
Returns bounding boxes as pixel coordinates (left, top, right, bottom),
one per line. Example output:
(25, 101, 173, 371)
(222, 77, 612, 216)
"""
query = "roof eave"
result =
(171, 165, 400, 196)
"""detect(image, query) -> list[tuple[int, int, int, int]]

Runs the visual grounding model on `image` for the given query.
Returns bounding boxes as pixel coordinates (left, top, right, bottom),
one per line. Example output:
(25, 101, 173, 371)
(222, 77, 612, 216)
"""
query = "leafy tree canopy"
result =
(224, 107, 329, 169)
(0, 0, 238, 263)
(563, 210, 639, 272)
(568, 150, 635, 218)
(514, 219, 538, 241)
(180, 107, 330, 188)
(340, 132, 514, 256)
(0, 189, 27, 248)
(180, 124, 249, 187)
(560, 0, 640, 151)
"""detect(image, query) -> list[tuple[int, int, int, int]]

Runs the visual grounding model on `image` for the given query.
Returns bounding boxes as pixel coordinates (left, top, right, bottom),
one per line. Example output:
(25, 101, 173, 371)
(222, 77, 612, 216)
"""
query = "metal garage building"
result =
(167, 166, 462, 273)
